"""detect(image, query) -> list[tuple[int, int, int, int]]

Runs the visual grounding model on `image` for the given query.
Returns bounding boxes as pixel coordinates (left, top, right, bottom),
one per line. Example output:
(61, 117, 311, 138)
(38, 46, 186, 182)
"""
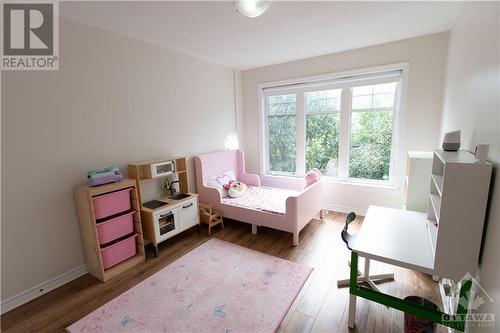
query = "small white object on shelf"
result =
(442, 130, 461, 151)
(474, 144, 489, 161)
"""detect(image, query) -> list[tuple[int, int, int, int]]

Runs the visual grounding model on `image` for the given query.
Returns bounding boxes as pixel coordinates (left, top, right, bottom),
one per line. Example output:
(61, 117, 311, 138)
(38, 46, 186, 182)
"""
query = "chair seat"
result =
(199, 203, 224, 234)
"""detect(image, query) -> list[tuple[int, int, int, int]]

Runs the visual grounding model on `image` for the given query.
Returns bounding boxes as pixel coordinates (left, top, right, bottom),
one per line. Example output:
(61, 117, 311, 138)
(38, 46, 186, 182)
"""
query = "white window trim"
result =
(258, 62, 409, 190)
(296, 93, 306, 176)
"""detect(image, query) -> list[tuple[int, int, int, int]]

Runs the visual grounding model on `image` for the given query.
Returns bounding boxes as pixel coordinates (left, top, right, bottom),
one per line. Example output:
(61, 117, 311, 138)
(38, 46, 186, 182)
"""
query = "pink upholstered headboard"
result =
(196, 149, 240, 180)
(194, 149, 260, 196)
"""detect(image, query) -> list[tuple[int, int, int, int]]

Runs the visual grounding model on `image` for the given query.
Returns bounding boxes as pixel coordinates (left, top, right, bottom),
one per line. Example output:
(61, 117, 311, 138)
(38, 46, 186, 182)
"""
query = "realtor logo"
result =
(443, 273, 495, 329)
(457, 273, 494, 312)
(1, 1, 59, 70)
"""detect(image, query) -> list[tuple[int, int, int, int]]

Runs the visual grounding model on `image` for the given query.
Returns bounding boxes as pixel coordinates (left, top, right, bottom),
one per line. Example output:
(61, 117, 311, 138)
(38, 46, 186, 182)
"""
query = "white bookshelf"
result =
(431, 174, 443, 196)
(426, 149, 492, 280)
(404, 151, 433, 212)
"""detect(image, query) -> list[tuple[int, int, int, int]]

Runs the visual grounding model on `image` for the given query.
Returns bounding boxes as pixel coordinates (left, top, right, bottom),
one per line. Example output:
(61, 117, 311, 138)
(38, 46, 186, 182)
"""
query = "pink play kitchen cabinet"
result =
(74, 179, 145, 282)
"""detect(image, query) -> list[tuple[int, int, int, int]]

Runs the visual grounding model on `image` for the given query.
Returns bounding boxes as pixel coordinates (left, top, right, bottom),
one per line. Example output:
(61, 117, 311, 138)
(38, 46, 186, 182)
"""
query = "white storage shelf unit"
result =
(405, 151, 433, 212)
(427, 150, 492, 281)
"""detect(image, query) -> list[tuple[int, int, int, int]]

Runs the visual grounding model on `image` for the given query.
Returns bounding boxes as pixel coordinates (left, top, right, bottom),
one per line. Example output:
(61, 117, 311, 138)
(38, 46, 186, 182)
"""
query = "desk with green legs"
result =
(348, 206, 472, 332)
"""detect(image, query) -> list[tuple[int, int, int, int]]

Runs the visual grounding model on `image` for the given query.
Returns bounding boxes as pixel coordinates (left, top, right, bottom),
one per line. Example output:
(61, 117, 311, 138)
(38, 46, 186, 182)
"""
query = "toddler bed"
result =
(194, 149, 323, 245)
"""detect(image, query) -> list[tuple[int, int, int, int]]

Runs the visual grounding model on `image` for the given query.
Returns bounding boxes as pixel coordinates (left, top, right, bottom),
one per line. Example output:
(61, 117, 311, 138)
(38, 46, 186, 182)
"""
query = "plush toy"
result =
(305, 168, 321, 187)
(224, 180, 247, 198)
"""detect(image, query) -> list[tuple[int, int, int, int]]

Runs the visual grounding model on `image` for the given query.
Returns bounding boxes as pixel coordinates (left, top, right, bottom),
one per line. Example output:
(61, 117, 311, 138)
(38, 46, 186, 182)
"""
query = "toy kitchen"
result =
(128, 156, 199, 257)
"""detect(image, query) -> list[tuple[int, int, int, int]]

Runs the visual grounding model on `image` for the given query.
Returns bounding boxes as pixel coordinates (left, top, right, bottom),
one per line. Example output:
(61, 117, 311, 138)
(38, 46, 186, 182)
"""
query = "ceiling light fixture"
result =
(235, 0, 270, 18)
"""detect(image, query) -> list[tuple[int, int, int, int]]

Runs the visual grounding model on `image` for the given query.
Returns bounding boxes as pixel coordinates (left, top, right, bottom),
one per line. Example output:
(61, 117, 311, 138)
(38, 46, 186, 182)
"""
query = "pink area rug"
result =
(67, 238, 313, 333)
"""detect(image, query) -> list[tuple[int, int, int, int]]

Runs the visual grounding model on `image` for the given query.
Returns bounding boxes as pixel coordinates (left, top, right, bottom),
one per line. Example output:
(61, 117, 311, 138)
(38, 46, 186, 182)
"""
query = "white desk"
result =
(352, 205, 435, 275)
(346, 205, 472, 332)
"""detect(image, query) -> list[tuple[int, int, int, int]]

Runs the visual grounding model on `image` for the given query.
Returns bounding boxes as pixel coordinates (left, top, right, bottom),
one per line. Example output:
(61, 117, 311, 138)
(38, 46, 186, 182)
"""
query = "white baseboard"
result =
(322, 203, 367, 216)
(1, 264, 88, 315)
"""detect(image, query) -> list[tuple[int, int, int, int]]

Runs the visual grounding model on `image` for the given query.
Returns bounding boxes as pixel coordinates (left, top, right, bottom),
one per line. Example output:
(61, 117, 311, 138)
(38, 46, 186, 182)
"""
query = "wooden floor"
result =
(1, 211, 445, 333)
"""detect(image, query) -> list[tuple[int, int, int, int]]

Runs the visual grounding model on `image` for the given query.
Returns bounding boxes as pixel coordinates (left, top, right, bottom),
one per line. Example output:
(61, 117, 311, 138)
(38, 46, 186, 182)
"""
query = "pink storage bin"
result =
(96, 211, 135, 245)
(100, 233, 138, 269)
(92, 188, 132, 219)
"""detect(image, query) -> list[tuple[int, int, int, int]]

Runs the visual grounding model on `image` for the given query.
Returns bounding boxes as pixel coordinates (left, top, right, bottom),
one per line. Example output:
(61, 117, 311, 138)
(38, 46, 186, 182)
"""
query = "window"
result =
(262, 66, 404, 185)
(305, 89, 341, 177)
(349, 83, 397, 181)
(267, 94, 297, 173)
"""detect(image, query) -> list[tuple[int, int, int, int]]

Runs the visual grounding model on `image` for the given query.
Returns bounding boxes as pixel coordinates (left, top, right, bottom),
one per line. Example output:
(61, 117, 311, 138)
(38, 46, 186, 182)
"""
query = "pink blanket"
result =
(221, 186, 299, 215)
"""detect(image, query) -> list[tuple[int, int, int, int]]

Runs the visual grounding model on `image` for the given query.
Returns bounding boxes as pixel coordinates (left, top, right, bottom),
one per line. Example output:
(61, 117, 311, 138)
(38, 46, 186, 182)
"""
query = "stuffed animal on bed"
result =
(224, 180, 247, 198)
(305, 168, 321, 188)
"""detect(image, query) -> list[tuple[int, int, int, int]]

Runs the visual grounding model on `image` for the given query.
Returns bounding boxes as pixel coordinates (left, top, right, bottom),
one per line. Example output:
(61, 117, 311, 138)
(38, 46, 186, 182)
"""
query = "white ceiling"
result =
(61, 1, 463, 70)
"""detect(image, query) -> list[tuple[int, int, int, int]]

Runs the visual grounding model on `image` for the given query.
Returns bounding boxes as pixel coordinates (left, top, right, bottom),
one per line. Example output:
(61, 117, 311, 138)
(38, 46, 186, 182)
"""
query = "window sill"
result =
(322, 177, 399, 192)
(262, 173, 400, 192)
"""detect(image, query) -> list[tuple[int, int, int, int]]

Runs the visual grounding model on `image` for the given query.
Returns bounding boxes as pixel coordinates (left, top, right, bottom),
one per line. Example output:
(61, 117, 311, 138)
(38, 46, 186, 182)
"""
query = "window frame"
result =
(259, 63, 409, 189)
(346, 80, 400, 185)
(303, 89, 342, 178)
(265, 93, 299, 174)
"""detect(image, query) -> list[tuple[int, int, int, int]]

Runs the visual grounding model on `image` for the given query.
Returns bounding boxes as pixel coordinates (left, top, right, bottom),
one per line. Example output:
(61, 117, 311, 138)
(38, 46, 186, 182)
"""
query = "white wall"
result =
(241, 33, 449, 213)
(439, 3, 500, 331)
(234, 70, 244, 148)
(1, 18, 237, 302)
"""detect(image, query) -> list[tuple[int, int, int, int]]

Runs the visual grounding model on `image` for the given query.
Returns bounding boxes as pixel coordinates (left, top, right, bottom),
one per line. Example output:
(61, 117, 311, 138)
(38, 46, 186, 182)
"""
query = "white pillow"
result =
(204, 170, 236, 197)
(205, 177, 225, 197)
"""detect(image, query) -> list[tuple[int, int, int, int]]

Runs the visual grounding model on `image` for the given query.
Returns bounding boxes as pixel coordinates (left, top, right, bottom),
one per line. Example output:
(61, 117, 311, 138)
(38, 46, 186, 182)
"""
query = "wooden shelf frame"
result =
(128, 156, 188, 207)
(128, 157, 187, 180)
(74, 179, 145, 282)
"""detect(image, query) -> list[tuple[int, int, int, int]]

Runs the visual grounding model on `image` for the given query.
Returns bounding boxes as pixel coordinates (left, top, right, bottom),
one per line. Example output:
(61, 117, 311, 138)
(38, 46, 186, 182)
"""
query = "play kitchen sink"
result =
(142, 200, 168, 210)
(143, 193, 191, 209)
(169, 193, 191, 200)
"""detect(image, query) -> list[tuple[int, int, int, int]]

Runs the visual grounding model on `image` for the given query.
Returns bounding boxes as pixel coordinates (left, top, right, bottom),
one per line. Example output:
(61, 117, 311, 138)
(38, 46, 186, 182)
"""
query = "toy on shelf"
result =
(87, 167, 123, 186)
